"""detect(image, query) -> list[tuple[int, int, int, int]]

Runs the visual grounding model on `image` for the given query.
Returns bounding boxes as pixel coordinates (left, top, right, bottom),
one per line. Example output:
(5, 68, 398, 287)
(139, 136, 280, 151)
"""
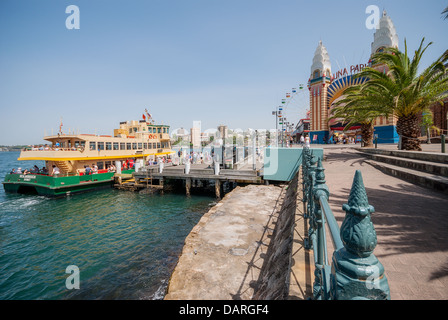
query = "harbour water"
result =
(0, 151, 215, 300)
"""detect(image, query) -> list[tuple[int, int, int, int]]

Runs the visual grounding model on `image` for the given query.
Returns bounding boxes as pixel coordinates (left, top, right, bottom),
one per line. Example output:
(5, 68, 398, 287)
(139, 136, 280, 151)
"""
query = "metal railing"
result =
(301, 146, 390, 300)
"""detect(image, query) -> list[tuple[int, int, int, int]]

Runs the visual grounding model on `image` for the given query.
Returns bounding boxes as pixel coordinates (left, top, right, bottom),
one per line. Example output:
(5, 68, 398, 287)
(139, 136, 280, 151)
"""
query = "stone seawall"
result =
(164, 172, 310, 300)
(253, 173, 299, 299)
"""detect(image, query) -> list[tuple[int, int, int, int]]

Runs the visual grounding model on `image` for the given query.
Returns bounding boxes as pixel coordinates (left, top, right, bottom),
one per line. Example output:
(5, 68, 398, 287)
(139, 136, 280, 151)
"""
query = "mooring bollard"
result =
(214, 161, 220, 175)
(159, 161, 164, 173)
(330, 170, 390, 300)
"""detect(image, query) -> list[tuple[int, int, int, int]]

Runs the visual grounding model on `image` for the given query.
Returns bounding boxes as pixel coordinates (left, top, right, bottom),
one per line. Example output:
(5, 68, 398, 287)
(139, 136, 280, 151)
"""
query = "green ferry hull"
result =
(2, 170, 134, 197)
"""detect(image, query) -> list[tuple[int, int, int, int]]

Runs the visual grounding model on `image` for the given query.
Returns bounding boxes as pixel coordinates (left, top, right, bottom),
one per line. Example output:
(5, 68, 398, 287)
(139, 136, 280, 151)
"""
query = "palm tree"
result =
(442, 5, 448, 20)
(339, 38, 448, 150)
(330, 86, 385, 147)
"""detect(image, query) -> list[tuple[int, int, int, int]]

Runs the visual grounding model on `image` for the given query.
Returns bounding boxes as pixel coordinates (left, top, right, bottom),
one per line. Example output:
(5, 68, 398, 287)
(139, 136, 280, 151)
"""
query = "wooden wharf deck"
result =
(116, 162, 264, 197)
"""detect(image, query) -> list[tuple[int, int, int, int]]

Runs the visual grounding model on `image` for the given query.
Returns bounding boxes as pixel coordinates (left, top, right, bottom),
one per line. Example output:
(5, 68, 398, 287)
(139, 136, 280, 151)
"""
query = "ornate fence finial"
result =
(313, 157, 329, 201)
(340, 170, 376, 257)
(331, 170, 390, 300)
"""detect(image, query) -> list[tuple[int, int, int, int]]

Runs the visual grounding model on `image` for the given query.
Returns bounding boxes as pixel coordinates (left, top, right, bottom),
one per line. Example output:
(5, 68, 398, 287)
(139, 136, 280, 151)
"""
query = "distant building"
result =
(428, 97, 448, 138)
(190, 127, 201, 148)
(429, 62, 448, 137)
(172, 127, 190, 142)
(218, 125, 228, 140)
(294, 117, 310, 141)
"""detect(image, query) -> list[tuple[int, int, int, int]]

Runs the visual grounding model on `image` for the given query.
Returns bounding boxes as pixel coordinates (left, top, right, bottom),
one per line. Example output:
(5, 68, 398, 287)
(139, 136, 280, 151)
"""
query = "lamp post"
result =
(272, 106, 283, 147)
(272, 109, 278, 147)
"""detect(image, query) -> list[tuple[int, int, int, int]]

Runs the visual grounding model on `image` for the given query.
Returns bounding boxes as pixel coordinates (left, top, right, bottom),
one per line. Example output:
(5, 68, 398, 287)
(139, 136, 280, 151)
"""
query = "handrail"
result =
(318, 195, 344, 251)
(301, 146, 390, 300)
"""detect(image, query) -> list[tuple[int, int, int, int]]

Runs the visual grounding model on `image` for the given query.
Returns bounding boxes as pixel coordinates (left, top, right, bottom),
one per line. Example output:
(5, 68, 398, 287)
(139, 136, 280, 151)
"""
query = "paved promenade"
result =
(316, 144, 448, 300)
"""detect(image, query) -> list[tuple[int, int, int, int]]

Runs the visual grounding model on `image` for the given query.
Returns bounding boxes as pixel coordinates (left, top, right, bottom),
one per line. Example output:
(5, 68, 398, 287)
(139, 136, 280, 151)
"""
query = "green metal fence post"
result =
(302, 147, 310, 217)
(312, 158, 331, 299)
(330, 170, 390, 300)
(305, 153, 318, 251)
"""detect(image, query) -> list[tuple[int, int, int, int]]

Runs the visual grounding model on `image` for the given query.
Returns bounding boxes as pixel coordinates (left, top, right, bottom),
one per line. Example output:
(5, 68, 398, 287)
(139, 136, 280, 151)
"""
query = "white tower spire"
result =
(371, 10, 399, 54)
(311, 40, 331, 78)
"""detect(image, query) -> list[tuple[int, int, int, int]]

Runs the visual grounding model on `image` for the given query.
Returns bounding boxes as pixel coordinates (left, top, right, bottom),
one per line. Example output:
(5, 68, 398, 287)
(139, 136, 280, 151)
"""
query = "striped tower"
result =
(308, 41, 332, 144)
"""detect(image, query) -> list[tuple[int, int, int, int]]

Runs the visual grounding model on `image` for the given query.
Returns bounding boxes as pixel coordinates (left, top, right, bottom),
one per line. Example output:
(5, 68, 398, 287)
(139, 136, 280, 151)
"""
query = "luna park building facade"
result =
(308, 11, 402, 144)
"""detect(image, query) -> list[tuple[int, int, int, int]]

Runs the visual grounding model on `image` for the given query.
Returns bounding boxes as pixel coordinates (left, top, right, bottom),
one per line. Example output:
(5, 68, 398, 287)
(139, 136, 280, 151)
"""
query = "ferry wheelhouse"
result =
(3, 119, 173, 196)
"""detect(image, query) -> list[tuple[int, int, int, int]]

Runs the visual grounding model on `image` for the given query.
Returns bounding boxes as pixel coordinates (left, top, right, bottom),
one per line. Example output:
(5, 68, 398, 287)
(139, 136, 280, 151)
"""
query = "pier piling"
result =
(215, 179, 221, 199)
(186, 178, 191, 196)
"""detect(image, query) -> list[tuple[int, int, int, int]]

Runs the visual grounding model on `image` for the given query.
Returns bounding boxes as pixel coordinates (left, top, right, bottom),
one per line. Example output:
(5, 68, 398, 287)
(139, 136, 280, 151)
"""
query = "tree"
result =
(421, 110, 441, 144)
(330, 86, 385, 147)
(340, 38, 448, 150)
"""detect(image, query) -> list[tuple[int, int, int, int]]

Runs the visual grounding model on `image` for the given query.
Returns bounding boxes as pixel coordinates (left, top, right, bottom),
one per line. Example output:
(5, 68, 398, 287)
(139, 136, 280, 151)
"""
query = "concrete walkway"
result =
(320, 146, 448, 300)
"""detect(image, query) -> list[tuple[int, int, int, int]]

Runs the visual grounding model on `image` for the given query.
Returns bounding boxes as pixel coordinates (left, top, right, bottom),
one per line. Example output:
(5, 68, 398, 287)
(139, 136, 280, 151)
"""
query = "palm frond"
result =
(442, 5, 448, 20)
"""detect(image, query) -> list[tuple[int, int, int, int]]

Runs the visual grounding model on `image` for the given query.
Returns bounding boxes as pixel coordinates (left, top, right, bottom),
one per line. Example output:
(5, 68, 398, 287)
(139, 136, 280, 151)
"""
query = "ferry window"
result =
(80, 141, 86, 148)
(120, 142, 125, 150)
(162, 128, 166, 133)
(113, 142, 119, 150)
(152, 143, 157, 149)
(132, 143, 137, 150)
(75, 141, 80, 147)
(166, 128, 169, 134)
(129, 129, 132, 134)
(138, 142, 142, 149)
(148, 127, 153, 133)
(144, 143, 148, 149)
(106, 142, 112, 150)
(98, 142, 104, 150)
(157, 128, 161, 133)
(90, 142, 96, 151)
(157, 142, 161, 149)
(126, 143, 132, 150)
(105, 161, 111, 169)
(97, 162, 104, 170)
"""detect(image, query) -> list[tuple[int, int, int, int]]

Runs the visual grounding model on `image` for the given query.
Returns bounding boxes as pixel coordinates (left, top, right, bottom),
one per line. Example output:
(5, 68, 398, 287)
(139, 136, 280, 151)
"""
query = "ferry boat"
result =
(2, 114, 174, 197)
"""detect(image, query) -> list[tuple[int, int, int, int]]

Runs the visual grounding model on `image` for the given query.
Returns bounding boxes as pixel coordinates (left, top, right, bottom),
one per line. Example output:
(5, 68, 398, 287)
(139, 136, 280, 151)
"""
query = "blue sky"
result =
(0, 0, 447, 145)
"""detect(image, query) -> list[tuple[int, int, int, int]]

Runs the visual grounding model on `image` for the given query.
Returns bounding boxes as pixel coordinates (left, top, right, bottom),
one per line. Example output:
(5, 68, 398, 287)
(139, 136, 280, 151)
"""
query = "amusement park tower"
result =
(308, 40, 332, 141)
(308, 10, 400, 144)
